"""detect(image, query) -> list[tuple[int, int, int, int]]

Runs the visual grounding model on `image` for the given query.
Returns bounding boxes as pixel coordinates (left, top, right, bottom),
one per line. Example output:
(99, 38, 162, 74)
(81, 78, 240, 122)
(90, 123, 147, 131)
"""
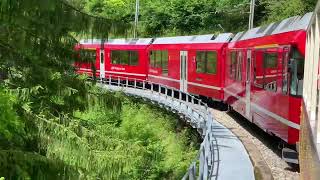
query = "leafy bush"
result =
(0, 88, 24, 146)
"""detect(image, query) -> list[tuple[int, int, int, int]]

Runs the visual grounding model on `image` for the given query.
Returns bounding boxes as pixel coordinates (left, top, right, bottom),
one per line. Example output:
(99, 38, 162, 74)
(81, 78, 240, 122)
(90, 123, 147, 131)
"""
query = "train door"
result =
(245, 49, 252, 118)
(100, 49, 105, 79)
(180, 51, 188, 92)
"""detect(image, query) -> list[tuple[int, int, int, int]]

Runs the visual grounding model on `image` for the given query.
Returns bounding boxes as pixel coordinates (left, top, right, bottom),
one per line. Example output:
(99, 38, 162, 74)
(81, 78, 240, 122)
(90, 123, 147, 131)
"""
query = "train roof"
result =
(232, 12, 313, 42)
(79, 38, 154, 45)
(152, 33, 233, 44)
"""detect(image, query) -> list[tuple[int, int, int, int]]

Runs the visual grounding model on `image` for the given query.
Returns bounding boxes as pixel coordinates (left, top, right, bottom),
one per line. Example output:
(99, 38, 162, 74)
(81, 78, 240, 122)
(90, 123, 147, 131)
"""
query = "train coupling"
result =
(282, 147, 299, 164)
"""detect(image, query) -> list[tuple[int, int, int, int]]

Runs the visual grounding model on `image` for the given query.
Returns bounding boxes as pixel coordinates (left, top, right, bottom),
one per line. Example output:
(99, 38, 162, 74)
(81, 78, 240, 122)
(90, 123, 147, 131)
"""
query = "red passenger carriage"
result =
(147, 34, 233, 101)
(224, 13, 313, 146)
(75, 38, 153, 80)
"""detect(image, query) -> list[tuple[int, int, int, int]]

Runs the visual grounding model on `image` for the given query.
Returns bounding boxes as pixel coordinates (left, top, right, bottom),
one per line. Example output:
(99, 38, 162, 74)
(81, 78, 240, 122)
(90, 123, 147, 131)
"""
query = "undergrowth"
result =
(0, 90, 200, 179)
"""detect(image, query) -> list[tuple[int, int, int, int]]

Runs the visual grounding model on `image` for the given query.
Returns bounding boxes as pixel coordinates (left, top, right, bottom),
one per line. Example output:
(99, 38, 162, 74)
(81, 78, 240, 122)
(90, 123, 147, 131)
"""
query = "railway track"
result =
(211, 108, 299, 180)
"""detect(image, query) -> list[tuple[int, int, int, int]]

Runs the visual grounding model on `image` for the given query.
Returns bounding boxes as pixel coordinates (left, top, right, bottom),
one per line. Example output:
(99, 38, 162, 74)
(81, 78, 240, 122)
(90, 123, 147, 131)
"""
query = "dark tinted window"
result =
(264, 53, 277, 68)
(79, 49, 96, 63)
(289, 48, 304, 96)
(196, 51, 217, 74)
(150, 50, 168, 75)
(111, 50, 139, 66)
(230, 51, 237, 79)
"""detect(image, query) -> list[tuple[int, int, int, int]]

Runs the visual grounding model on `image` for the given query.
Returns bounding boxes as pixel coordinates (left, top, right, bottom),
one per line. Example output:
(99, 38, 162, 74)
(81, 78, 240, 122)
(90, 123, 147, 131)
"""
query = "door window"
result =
(253, 50, 278, 91)
(263, 52, 278, 92)
(289, 48, 304, 96)
(229, 50, 243, 81)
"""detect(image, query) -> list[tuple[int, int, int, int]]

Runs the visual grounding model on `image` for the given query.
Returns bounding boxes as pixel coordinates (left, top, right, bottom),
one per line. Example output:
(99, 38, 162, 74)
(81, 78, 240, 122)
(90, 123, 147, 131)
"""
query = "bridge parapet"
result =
(95, 75, 254, 180)
(300, 0, 320, 179)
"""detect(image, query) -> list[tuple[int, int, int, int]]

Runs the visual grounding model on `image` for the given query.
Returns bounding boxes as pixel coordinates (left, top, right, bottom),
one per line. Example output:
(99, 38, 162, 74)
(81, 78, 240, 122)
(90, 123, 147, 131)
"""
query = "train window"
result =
(264, 52, 278, 92)
(155, 51, 162, 67)
(162, 51, 168, 75)
(229, 51, 242, 80)
(207, 51, 217, 74)
(150, 50, 168, 75)
(130, 51, 138, 65)
(254, 51, 278, 92)
(282, 50, 289, 94)
(236, 52, 243, 81)
(253, 51, 265, 89)
(196, 51, 217, 74)
(150, 51, 156, 67)
(111, 50, 139, 66)
(111, 50, 120, 64)
(289, 48, 304, 96)
(79, 49, 96, 63)
(230, 51, 237, 79)
(121, 51, 129, 65)
(264, 53, 277, 68)
(196, 51, 206, 73)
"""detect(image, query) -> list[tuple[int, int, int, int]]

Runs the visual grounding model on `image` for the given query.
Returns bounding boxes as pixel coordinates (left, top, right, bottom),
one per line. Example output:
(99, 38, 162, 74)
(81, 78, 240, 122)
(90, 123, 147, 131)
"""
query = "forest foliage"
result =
(78, 0, 316, 37)
(0, 1, 199, 178)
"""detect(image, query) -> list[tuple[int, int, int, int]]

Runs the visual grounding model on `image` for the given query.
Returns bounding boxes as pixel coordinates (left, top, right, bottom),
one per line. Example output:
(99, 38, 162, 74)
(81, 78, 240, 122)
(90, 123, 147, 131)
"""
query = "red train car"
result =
(147, 34, 233, 100)
(74, 39, 100, 77)
(224, 13, 313, 147)
(75, 38, 153, 80)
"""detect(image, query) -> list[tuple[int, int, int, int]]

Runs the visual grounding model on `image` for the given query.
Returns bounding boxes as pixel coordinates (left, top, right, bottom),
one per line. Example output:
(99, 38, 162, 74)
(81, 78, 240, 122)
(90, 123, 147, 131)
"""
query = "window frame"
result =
(263, 51, 278, 92)
(196, 50, 217, 75)
(229, 51, 237, 79)
(110, 50, 139, 66)
(79, 49, 97, 63)
(288, 47, 304, 97)
(253, 49, 279, 92)
(229, 50, 243, 81)
(149, 50, 169, 75)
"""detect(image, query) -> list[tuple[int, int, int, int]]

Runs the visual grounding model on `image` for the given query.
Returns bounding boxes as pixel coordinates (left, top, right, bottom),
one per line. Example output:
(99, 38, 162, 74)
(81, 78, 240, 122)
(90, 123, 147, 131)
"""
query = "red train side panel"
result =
(225, 13, 312, 145)
(147, 34, 233, 101)
(75, 38, 152, 80)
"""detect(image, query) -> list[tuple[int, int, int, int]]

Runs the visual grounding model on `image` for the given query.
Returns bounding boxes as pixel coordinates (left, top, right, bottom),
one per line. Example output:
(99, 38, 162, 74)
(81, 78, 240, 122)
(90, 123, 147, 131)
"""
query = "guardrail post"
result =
(165, 87, 168, 96)
(134, 79, 137, 88)
(109, 75, 111, 85)
(117, 77, 120, 86)
(179, 91, 182, 100)
(126, 77, 129, 87)
(192, 162, 197, 180)
(159, 85, 161, 94)
(151, 84, 153, 93)
(142, 81, 145, 90)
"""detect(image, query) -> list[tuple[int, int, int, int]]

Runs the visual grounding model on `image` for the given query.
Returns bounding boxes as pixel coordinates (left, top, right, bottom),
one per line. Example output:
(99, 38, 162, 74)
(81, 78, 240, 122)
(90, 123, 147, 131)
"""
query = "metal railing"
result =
(95, 74, 219, 180)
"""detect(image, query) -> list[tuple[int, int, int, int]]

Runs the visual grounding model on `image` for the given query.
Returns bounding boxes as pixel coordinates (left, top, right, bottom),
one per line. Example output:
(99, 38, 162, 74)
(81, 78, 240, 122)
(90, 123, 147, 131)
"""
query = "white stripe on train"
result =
(224, 89, 300, 130)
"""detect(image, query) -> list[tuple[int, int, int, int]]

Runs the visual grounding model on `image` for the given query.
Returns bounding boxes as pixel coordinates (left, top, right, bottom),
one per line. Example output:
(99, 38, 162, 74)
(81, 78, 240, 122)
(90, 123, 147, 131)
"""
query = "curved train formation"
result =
(75, 12, 313, 162)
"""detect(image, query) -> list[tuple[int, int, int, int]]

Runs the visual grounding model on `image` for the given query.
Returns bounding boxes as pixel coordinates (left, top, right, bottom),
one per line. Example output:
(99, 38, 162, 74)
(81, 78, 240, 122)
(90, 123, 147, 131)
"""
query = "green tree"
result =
(262, 0, 316, 24)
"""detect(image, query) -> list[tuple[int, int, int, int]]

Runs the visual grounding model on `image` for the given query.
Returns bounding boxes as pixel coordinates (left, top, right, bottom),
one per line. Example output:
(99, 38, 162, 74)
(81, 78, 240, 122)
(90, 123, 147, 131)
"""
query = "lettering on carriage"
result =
(111, 66, 125, 71)
(149, 69, 159, 74)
